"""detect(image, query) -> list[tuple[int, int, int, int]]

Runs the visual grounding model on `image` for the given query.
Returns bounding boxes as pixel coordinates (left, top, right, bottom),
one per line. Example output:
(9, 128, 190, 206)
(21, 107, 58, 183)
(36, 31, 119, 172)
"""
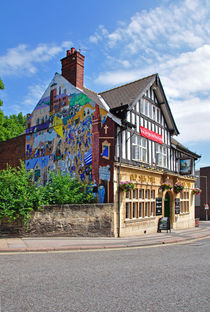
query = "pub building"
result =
(101, 74, 200, 237)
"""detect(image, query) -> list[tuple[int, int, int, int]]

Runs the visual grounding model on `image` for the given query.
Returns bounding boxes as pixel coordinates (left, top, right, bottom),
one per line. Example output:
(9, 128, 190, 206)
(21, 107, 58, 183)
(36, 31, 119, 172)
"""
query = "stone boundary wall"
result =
(0, 203, 115, 237)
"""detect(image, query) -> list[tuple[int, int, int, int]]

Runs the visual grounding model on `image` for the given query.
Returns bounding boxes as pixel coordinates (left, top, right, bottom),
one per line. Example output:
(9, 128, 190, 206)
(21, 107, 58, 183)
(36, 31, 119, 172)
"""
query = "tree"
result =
(0, 78, 26, 142)
(0, 112, 26, 142)
(0, 77, 4, 107)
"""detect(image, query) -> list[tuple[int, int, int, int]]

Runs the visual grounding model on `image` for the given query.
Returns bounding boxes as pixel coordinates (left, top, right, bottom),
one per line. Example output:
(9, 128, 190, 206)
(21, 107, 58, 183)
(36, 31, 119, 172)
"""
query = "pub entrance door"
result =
(164, 192, 170, 218)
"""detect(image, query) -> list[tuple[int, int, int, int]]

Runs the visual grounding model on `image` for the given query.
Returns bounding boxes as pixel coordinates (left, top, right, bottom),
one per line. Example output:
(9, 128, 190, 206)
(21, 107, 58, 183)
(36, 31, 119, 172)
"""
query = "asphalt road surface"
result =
(0, 238, 209, 312)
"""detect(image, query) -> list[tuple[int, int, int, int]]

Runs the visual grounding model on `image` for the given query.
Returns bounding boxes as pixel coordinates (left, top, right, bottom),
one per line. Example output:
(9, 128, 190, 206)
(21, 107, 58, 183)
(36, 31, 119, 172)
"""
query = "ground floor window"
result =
(145, 202, 149, 217)
(180, 192, 189, 213)
(151, 202, 155, 216)
(125, 188, 156, 220)
(126, 202, 131, 219)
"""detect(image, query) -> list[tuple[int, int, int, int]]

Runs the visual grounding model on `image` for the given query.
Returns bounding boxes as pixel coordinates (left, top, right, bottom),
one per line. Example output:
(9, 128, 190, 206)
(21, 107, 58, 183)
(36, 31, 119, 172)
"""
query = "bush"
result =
(0, 163, 39, 222)
(0, 166, 96, 223)
(38, 171, 96, 205)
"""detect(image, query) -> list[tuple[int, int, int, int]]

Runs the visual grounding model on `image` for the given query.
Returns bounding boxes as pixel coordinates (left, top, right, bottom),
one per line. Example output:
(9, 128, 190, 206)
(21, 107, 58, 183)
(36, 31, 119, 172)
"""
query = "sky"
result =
(0, 0, 210, 169)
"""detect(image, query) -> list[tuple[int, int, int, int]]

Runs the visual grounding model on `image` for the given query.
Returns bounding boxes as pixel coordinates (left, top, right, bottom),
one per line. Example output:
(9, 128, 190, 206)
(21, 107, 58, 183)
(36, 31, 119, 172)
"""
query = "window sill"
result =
(179, 212, 190, 216)
(125, 217, 156, 223)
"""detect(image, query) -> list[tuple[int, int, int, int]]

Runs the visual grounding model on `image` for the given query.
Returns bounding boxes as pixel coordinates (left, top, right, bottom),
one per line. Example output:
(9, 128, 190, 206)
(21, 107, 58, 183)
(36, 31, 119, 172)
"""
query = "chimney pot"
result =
(71, 47, 75, 54)
(67, 50, 71, 56)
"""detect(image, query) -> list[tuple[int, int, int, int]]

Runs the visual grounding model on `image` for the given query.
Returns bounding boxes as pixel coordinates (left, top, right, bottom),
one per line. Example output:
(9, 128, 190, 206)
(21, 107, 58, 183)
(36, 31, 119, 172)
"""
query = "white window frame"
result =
(156, 144, 167, 168)
(132, 135, 147, 163)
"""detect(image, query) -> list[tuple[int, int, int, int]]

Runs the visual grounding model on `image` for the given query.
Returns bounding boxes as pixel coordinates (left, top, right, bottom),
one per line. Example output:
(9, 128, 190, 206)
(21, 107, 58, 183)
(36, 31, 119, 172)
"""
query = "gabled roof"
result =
(154, 76, 179, 136)
(99, 74, 156, 109)
(83, 87, 109, 110)
(83, 87, 121, 125)
(99, 73, 179, 136)
(171, 138, 200, 159)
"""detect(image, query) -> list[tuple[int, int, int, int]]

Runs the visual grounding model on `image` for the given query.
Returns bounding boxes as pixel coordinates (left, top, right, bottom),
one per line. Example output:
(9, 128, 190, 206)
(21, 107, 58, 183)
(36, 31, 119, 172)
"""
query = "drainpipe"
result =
(118, 130, 122, 237)
(117, 127, 135, 237)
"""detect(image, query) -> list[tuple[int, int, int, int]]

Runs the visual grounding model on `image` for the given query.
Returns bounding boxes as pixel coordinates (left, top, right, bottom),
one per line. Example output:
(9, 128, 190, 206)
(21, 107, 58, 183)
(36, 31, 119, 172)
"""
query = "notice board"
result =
(175, 198, 180, 214)
(156, 197, 162, 216)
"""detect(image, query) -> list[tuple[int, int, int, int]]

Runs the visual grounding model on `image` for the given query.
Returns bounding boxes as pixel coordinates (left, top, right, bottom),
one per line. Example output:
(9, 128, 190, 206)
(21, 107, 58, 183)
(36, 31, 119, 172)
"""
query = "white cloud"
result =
(22, 82, 49, 114)
(0, 41, 72, 76)
(90, 0, 210, 55)
(90, 0, 210, 144)
(95, 69, 143, 86)
(170, 96, 210, 143)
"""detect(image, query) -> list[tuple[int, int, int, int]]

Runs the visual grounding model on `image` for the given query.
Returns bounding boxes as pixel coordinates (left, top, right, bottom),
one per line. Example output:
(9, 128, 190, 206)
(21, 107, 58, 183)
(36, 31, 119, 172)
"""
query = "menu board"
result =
(158, 217, 170, 232)
(175, 198, 180, 214)
(156, 197, 162, 216)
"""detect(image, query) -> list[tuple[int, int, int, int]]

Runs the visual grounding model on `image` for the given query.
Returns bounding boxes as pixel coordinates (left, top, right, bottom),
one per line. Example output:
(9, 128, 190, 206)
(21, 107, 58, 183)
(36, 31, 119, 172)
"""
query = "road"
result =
(0, 238, 209, 312)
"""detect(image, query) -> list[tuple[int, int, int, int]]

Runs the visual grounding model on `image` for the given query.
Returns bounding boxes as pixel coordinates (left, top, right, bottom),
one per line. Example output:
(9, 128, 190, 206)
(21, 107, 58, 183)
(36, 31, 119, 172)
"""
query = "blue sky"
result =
(0, 0, 210, 169)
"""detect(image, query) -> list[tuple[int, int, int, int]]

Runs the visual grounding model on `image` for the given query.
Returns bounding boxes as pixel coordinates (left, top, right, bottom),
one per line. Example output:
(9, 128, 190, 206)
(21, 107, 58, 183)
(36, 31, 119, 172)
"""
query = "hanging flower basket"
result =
(160, 182, 172, 191)
(192, 188, 202, 195)
(119, 181, 135, 192)
(174, 182, 184, 193)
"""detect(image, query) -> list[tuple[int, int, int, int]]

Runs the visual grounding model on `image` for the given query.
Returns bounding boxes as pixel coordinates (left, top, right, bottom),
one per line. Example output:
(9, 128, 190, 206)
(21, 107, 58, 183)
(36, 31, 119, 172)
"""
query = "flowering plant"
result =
(119, 181, 135, 192)
(192, 188, 202, 195)
(160, 182, 173, 191)
(174, 182, 184, 193)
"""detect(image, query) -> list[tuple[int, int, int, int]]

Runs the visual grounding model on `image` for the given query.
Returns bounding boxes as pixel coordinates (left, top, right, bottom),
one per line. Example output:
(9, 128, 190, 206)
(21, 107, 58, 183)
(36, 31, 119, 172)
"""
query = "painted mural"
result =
(25, 73, 109, 189)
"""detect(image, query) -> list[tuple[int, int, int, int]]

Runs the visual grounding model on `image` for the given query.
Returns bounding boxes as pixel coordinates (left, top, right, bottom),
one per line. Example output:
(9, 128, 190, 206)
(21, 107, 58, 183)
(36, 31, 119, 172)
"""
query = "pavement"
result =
(0, 221, 210, 253)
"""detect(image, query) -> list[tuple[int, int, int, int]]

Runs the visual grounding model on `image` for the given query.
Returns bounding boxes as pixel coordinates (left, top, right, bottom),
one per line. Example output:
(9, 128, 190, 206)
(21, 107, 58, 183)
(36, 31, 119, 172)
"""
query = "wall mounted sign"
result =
(175, 198, 180, 214)
(140, 126, 163, 144)
(180, 159, 192, 175)
(101, 140, 110, 160)
(99, 165, 110, 181)
(156, 197, 162, 215)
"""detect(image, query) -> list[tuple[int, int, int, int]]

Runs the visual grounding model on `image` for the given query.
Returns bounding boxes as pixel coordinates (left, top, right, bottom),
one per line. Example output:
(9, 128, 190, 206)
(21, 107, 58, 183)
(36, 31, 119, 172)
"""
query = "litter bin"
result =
(195, 218, 199, 227)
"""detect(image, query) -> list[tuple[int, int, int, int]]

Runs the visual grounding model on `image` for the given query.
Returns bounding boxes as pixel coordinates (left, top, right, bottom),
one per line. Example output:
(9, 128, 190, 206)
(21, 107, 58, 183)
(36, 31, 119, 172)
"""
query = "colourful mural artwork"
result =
(25, 73, 111, 191)
(70, 93, 90, 107)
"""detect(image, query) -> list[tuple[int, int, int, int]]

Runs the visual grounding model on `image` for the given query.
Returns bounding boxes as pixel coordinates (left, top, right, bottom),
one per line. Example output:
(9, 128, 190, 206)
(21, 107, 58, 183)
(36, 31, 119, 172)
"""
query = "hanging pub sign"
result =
(175, 198, 180, 214)
(180, 159, 192, 175)
(156, 197, 162, 215)
(140, 126, 163, 144)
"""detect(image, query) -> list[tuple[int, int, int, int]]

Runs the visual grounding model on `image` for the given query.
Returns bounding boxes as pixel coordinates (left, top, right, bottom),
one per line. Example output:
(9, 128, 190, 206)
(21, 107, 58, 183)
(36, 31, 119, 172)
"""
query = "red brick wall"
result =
(99, 117, 115, 203)
(0, 134, 26, 170)
(200, 167, 210, 220)
(61, 49, 85, 90)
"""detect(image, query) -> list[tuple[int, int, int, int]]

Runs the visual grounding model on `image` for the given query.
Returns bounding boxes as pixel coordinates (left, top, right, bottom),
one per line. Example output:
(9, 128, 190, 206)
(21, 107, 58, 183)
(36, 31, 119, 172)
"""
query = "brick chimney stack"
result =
(61, 48, 85, 90)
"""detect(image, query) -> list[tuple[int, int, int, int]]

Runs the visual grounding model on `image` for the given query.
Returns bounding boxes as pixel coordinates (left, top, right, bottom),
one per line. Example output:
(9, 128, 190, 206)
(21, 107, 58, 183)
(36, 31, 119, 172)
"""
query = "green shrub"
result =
(0, 163, 40, 222)
(38, 171, 96, 205)
(0, 165, 96, 223)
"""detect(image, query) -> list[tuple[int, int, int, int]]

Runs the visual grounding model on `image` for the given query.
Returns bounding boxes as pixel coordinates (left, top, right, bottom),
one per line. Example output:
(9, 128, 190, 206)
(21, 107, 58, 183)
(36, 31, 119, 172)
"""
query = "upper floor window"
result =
(156, 144, 167, 168)
(140, 99, 162, 125)
(132, 135, 147, 162)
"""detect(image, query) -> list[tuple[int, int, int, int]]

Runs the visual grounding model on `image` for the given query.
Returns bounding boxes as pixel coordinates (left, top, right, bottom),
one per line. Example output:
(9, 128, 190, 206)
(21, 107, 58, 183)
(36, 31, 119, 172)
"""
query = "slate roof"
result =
(83, 87, 121, 125)
(99, 74, 156, 109)
(171, 138, 200, 159)
(83, 87, 105, 108)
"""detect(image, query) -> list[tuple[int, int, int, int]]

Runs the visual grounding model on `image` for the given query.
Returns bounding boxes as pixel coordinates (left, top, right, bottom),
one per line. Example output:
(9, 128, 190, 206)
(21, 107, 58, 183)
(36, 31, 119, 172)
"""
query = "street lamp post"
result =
(200, 176, 208, 221)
